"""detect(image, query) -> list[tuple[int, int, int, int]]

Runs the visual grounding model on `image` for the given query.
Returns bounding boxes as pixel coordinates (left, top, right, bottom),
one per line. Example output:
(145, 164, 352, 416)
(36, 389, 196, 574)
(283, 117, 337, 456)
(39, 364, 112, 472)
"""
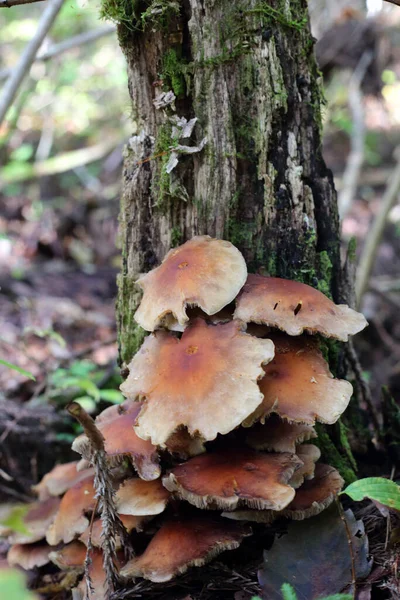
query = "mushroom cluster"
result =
(4, 236, 367, 596)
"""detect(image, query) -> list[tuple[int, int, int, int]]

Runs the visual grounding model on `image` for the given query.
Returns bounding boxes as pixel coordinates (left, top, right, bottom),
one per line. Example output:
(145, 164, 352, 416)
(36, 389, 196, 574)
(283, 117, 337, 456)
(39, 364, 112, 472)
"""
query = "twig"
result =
(336, 499, 356, 598)
(0, 0, 65, 127)
(67, 403, 128, 596)
(384, 0, 400, 5)
(356, 148, 400, 307)
(0, 0, 46, 6)
(345, 339, 381, 435)
(0, 138, 120, 188)
(338, 51, 373, 219)
(0, 25, 117, 82)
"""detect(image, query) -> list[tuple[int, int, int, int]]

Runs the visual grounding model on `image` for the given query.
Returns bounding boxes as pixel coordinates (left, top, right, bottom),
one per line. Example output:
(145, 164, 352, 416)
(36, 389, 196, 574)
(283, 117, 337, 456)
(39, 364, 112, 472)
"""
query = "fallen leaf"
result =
(258, 504, 372, 599)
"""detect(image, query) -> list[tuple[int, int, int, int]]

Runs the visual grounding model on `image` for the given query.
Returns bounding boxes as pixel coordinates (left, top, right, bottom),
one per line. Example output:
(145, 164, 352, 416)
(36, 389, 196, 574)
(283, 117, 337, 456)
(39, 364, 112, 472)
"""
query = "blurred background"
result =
(0, 0, 400, 489)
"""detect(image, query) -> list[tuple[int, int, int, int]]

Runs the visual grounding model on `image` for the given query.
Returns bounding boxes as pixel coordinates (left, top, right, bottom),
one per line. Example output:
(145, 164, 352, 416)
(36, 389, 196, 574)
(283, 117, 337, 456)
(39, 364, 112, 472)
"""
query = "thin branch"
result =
(356, 148, 400, 307)
(0, 25, 117, 82)
(338, 52, 372, 219)
(384, 0, 400, 5)
(0, 0, 65, 126)
(0, 0, 46, 6)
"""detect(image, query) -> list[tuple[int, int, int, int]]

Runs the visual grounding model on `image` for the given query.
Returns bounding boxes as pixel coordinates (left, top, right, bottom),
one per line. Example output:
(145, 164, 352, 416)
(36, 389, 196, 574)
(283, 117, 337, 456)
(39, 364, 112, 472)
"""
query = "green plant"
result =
(41, 359, 123, 413)
(0, 570, 36, 600)
(0, 359, 35, 381)
(341, 477, 400, 510)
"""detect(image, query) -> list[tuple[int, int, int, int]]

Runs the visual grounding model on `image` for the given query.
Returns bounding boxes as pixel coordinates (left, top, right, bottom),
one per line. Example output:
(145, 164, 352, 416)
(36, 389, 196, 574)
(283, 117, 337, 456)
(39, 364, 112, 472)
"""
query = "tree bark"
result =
(111, 0, 357, 479)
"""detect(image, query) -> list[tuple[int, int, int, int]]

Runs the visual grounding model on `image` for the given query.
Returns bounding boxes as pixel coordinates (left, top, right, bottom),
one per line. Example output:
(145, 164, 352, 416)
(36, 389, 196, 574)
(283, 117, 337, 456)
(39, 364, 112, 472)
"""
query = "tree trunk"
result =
(110, 0, 357, 480)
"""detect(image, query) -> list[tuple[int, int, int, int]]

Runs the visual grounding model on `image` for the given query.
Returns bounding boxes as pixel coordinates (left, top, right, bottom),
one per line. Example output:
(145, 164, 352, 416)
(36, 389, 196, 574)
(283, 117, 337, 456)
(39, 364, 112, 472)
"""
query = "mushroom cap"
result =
(283, 463, 344, 520)
(289, 444, 321, 489)
(72, 549, 107, 600)
(245, 415, 317, 453)
(46, 474, 96, 545)
(120, 517, 251, 582)
(234, 275, 367, 341)
(120, 319, 274, 446)
(162, 448, 302, 511)
(8, 497, 60, 545)
(221, 509, 277, 524)
(134, 236, 247, 331)
(72, 402, 160, 481)
(79, 515, 148, 548)
(33, 461, 94, 500)
(49, 541, 87, 570)
(115, 478, 170, 516)
(7, 543, 51, 570)
(244, 334, 353, 426)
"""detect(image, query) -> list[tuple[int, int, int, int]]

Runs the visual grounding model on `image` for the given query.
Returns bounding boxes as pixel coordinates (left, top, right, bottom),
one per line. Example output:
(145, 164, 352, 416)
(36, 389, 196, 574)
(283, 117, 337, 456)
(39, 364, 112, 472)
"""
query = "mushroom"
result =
(46, 475, 96, 545)
(244, 334, 353, 426)
(134, 236, 247, 332)
(120, 318, 274, 446)
(79, 515, 148, 548)
(120, 517, 251, 582)
(165, 428, 206, 459)
(72, 402, 160, 481)
(115, 478, 170, 516)
(49, 541, 87, 571)
(245, 415, 317, 453)
(288, 444, 321, 489)
(162, 447, 302, 511)
(234, 275, 367, 341)
(8, 497, 60, 545)
(283, 463, 344, 520)
(33, 461, 94, 500)
(72, 549, 107, 600)
(8, 543, 51, 570)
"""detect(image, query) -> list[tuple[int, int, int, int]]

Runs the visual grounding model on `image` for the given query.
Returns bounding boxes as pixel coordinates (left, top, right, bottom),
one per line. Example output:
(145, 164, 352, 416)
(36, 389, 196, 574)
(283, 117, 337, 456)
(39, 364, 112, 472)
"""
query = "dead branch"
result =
(338, 52, 372, 219)
(0, 0, 46, 6)
(0, 25, 116, 82)
(0, 0, 65, 126)
(356, 148, 400, 307)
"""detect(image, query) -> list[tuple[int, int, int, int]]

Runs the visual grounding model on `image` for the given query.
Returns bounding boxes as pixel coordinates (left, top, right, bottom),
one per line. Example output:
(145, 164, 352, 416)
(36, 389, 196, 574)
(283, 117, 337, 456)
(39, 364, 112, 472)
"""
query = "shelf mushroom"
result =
(243, 334, 353, 426)
(120, 517, 251, 582)
(234, 274, 367, 341)
(120, 318, 274, 446)
(163, 447, 302, 511)
(134, 235, 247, 331)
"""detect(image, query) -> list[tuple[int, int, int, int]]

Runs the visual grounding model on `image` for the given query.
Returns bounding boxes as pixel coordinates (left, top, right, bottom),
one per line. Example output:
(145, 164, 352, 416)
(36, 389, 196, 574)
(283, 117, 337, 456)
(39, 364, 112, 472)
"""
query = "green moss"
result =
(116, 274, 146, 365)
(246, 2, 308, 32)
(162, 48, 186, 97)
(337, 421, 358, 471)
(100, 0, 138, 28)
(141, 0, 180, 30)
(171, 227, 183, 247)
(316, 250, 333, 297)
(347, 237, 357, 263)
(152, 122, 174, 207)
(315, 426, 357, 485)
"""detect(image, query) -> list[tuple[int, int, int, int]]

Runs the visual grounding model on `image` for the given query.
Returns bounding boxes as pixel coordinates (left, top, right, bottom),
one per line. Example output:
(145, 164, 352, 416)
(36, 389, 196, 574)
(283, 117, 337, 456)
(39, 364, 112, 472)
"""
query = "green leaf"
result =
(75, 396, 97, 414)
(0, 569, 37, 599)
(1, 505, 30, 535)
(98, 389, 124, 403)
(281, 583, 297, 600)
(341, 477, 400, 510)
(0, 359, 36, 381)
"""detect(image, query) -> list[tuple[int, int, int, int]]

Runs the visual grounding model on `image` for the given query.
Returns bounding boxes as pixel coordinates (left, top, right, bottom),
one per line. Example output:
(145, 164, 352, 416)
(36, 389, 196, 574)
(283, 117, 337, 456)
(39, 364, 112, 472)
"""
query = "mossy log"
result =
(111, 0, 357, 480)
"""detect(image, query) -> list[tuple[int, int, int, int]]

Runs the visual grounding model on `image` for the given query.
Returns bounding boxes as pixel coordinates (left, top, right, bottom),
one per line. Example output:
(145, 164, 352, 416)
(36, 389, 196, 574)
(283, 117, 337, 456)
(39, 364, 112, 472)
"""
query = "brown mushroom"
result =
(72, 402, 160, 481)
(33, 461, 94, 500)
(244, 334, 353, 426)
(8, 497, 60, 545)
(46, 475, 96, 545)
(234, 275, 367, 341)
(49, 541, 87, 570)
(79, 515, 148, 548)
(120, 517, 251, 582)
(245, 415, 317, 453)
(283, 463, 344, 519)
(71, 549, 107, 600)
(115, 478, 170, 516)
(120, 319, 274, 446)
(134, 236, 247, 332)
(289, 444, 321, 489)
(162, 447, 302, 511)
(7, 543, 51, 570)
